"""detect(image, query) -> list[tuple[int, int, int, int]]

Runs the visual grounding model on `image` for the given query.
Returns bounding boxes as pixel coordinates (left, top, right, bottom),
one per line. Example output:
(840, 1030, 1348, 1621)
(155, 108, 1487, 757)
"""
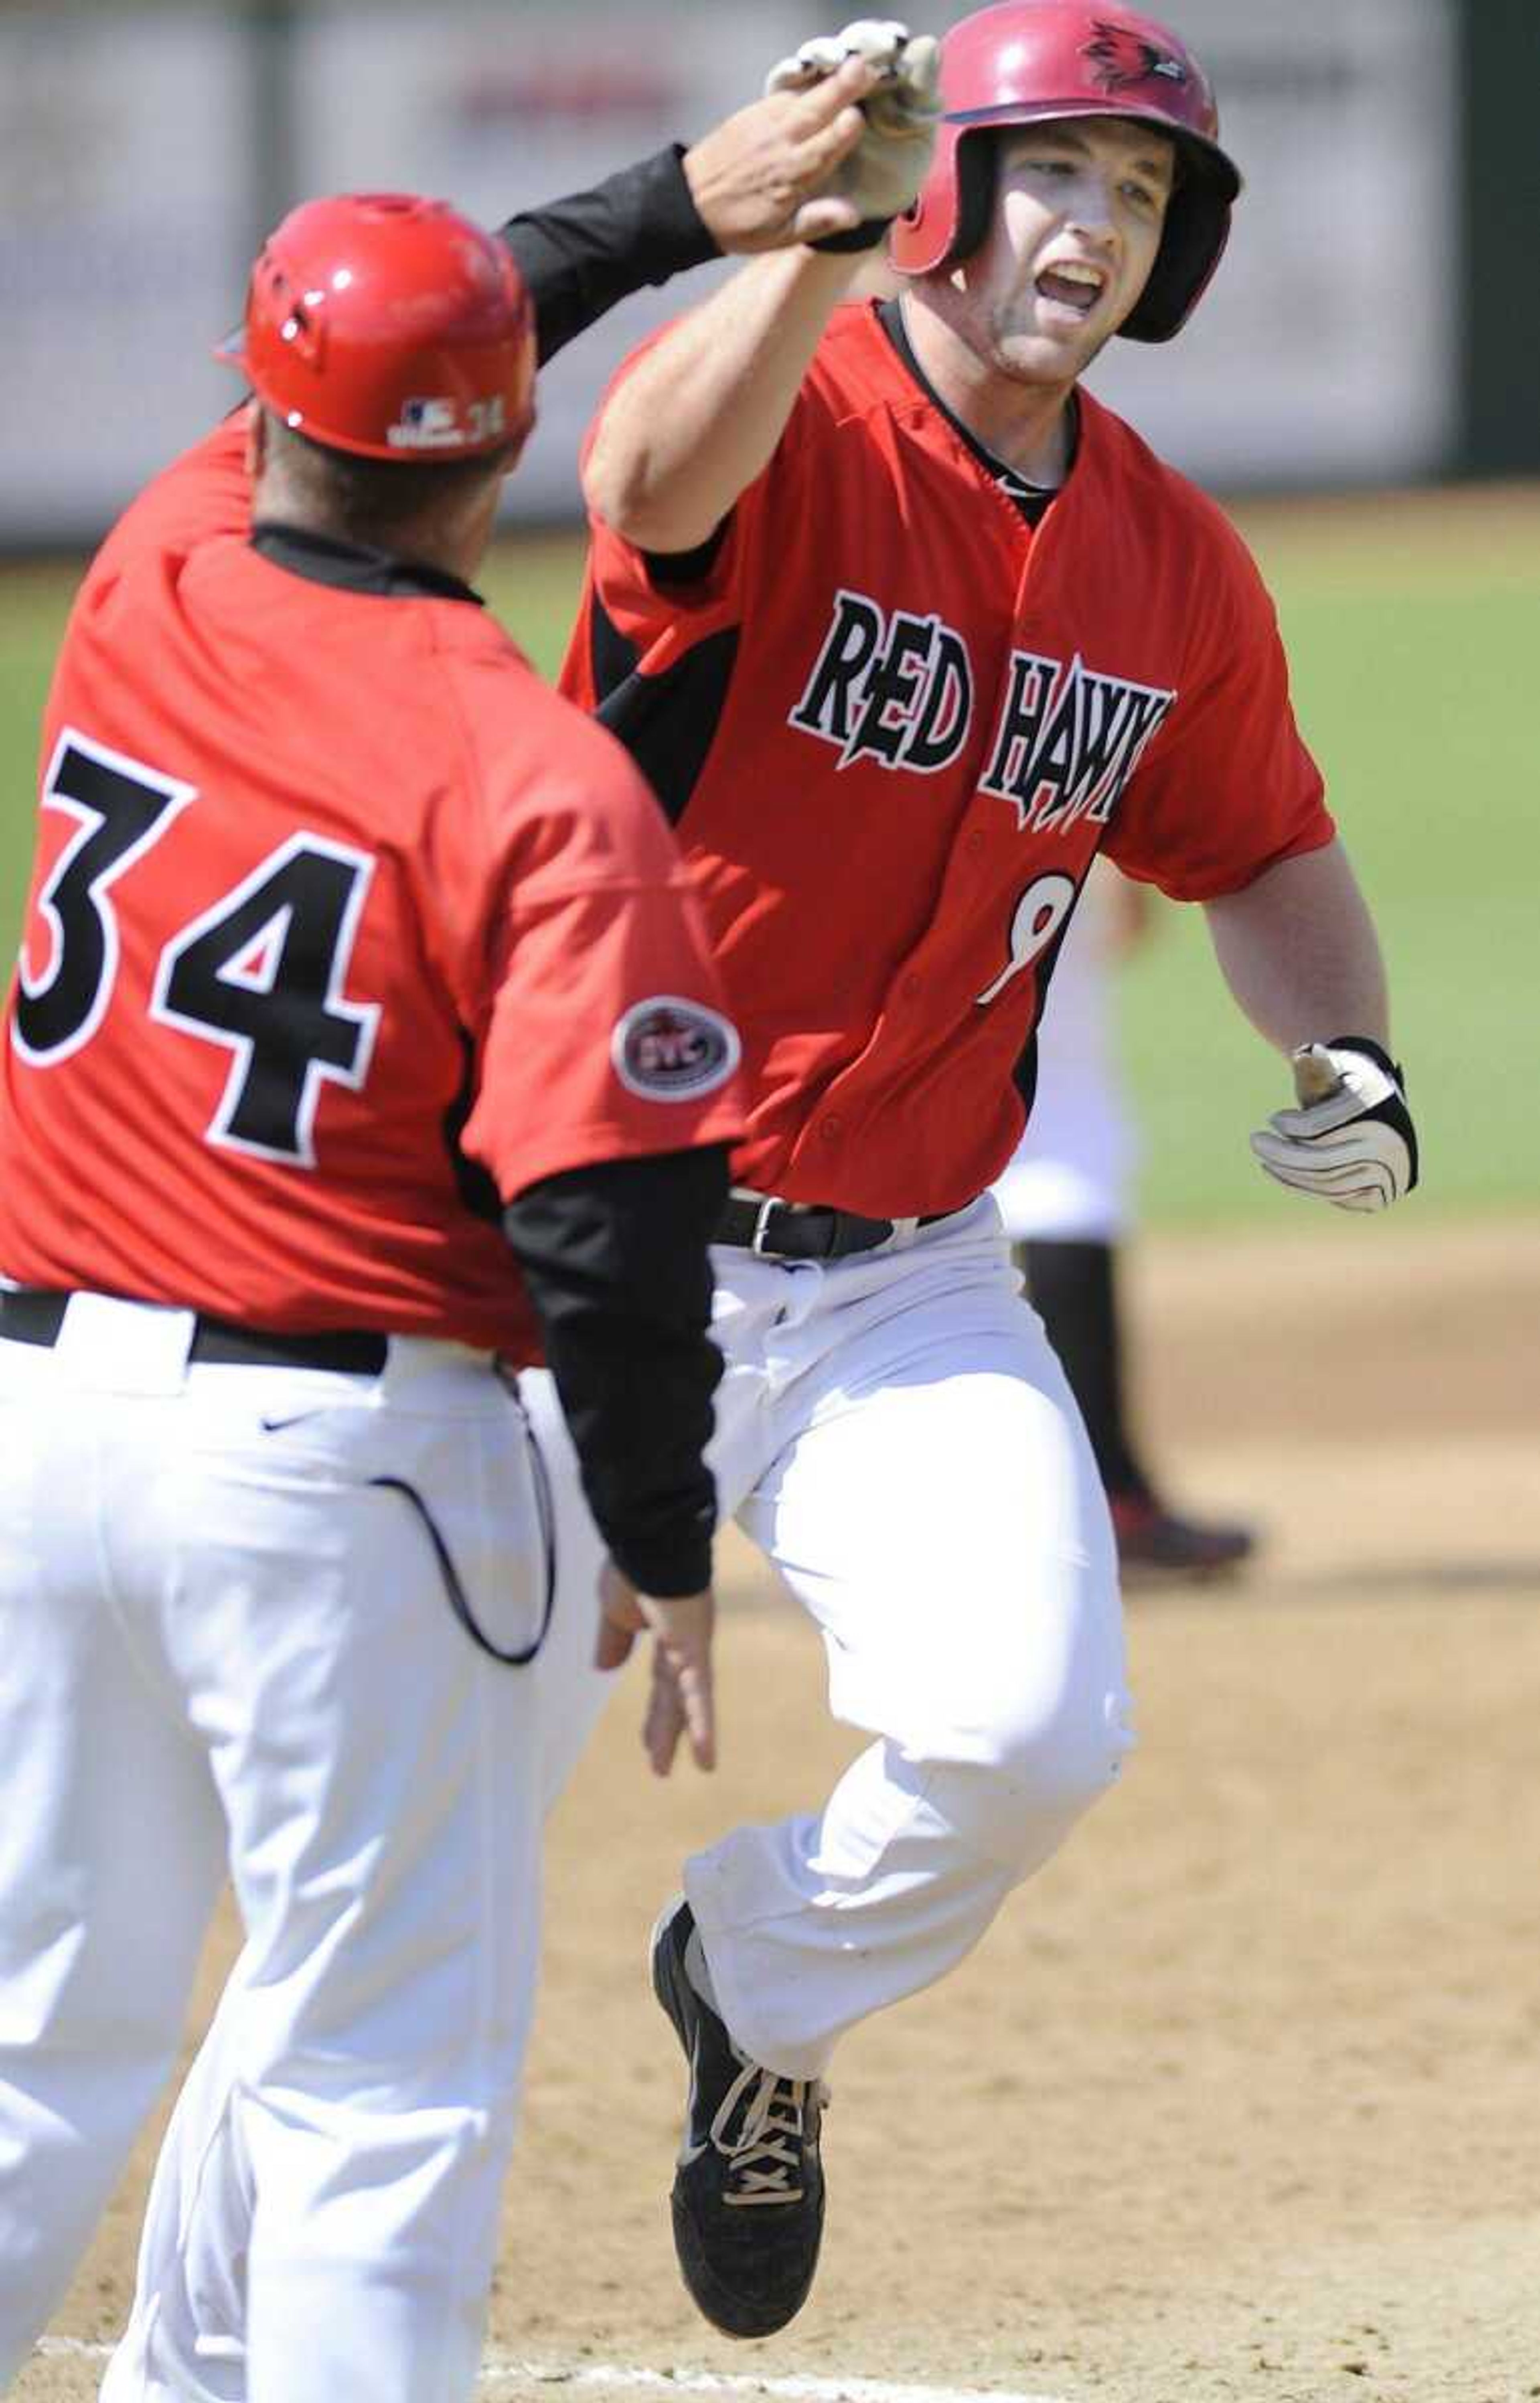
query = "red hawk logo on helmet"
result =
(1082, 20, 1189, 94)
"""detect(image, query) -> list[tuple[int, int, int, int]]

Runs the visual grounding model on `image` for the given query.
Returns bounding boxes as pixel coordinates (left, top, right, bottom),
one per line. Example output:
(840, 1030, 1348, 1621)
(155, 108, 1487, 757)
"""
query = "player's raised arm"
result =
(581, 22, 940, 555)
(582, 246, 866, 555)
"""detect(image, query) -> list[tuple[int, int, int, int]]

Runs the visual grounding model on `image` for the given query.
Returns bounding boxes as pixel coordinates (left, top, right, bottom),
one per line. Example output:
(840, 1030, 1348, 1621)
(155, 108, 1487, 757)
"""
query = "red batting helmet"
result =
(219, 192, 537, 462)
(889, 2, 1241, 342)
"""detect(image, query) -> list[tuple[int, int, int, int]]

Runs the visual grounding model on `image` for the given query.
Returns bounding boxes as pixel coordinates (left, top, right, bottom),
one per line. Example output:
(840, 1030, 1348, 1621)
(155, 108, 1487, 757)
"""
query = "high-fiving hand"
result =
(763, 19, 942, 249)
(684, 54, 884, 254)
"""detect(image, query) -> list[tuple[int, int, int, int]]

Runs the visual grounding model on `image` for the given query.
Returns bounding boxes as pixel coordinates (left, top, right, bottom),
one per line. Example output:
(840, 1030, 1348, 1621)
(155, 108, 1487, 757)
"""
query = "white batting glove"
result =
(764, 20, 942, 250)
(768, 18, 912, 85)
(1249, 1039, 1419, 1213)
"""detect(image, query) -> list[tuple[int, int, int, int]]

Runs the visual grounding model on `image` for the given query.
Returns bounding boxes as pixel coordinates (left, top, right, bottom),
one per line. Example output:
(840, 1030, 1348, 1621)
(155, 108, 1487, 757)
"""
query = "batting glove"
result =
(1249, 1038, 1419, 1213)
(764, 19, 942, 252)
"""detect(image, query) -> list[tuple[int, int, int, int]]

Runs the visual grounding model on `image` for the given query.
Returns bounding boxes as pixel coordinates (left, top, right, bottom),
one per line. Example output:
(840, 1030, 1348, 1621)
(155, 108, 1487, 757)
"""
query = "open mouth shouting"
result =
(1033, 258, 1110, 323)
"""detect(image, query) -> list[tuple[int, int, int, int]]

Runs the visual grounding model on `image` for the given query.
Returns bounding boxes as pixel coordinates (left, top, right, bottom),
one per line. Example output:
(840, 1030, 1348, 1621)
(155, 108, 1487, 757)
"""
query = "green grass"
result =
(479, 536, 588, 680)
(1121, 501, 1540, 1222)
(3, 493, 1536, 1226)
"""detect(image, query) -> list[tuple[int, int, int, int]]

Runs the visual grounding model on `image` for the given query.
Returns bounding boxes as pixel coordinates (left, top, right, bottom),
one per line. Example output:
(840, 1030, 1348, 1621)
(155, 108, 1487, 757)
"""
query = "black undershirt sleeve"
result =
(502, 1145, 730, 1597)
(497, 156, 734, 1588)
(500, 148, 721, 368)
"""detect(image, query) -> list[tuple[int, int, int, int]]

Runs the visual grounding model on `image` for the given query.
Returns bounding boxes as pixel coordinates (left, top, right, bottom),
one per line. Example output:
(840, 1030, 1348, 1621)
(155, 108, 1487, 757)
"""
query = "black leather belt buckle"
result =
(715, 1196, 897, 1261)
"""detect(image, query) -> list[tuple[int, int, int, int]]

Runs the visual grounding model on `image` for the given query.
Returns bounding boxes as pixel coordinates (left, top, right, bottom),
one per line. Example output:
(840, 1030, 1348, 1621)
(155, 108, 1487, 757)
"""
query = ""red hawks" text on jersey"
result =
(565, 300, 1333, 1221)
(790, 588, 1177, 833)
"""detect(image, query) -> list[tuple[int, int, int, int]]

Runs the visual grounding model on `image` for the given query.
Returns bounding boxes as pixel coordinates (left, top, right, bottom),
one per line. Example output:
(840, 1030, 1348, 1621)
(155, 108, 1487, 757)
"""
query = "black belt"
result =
(714, 1195, 955, 1262)
(0, 1286, 389, 1376)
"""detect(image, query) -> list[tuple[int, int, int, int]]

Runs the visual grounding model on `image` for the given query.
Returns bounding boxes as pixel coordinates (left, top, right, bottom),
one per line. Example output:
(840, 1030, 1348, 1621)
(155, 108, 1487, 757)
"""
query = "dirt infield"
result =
(20, 1216, 1540, 2403)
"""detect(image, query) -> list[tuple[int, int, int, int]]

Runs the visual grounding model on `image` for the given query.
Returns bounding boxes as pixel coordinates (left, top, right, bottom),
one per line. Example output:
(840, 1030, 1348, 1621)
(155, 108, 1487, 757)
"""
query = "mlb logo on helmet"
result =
(389, 398, 468, 451)
(387, 393, 512, 451)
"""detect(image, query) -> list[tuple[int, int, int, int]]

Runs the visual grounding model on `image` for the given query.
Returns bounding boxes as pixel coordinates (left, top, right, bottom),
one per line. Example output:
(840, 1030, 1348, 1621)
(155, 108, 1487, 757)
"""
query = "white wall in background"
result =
(0, 8, 247, 545)
(291, 4, 811, 517)
(0, 0, 1459, 543)
(1082, 0, 1458, 484)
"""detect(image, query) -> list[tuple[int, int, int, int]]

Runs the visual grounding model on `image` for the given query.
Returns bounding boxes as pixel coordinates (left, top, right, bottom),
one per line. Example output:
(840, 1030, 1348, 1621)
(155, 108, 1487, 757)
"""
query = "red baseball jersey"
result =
(0, 416, 742, 1360)
(563, 298, 1334, 1220)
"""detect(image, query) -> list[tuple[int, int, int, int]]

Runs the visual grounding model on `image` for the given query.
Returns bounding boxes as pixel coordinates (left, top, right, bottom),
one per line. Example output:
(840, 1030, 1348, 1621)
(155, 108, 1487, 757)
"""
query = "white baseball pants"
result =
(683, 1196, 1132, 2075)
(102, 1199, 1129, 2397)
(0, 1295, 553, 2403)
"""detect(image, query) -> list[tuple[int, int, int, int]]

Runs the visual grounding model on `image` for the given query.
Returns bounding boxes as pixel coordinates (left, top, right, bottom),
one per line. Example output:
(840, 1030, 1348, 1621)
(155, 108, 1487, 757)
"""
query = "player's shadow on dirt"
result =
(1223, 1559, 1540, 1604)
(1118, 1560, 1540, 1609)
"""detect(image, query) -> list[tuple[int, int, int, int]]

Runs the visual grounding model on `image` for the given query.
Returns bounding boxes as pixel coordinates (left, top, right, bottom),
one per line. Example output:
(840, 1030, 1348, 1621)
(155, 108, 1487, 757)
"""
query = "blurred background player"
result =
(0, 194, 745, 2403)
(993, 858, 1257, 1577)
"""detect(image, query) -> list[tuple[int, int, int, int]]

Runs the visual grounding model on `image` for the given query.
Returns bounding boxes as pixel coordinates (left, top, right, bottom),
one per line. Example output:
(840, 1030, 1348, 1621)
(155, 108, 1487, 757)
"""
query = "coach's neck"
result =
(245, 402, 507, 585)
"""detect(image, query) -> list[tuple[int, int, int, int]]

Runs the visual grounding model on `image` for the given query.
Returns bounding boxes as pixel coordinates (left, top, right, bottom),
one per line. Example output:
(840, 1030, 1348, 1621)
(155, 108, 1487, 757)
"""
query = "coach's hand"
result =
(764, 19, 941, 251)
(1249, 1038, 1419, 1212)
(683, 55, 881, 253)
(596, 1562, 717, 1775)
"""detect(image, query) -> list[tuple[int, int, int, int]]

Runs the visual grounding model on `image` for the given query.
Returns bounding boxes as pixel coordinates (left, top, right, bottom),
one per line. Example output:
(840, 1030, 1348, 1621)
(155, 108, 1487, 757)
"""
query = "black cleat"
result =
(650, 1896, 827, 2340)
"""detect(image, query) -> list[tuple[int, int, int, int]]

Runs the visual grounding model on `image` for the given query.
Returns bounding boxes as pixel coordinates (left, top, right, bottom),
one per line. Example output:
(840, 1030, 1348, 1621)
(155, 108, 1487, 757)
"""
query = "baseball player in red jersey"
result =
(554, 4, 1419, 2340)
(0, 195, 753, 2402)
(40, 63, 906, 2403)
